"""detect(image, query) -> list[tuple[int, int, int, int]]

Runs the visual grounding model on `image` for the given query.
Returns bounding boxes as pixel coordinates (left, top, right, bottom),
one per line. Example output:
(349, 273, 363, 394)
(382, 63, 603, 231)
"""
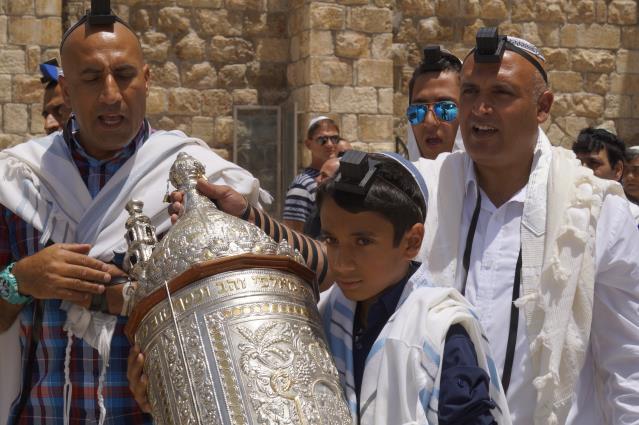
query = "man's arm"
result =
(591, 195, 639, 422)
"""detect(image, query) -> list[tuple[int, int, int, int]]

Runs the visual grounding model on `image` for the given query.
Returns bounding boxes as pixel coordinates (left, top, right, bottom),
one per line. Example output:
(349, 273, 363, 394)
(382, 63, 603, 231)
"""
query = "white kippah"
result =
(308, 116, 330, 131)
(506, 36, 546, 62)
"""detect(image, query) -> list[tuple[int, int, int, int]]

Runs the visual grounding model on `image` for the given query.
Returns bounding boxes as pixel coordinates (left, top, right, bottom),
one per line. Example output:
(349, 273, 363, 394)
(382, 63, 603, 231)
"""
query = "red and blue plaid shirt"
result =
(1, 117, 153, 425)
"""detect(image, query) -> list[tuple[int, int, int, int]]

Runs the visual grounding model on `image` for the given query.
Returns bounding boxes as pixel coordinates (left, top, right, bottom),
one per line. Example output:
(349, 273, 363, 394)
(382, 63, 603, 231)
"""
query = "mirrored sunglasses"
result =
(406, 101, 458, 125)
(315, 135, 340, 146)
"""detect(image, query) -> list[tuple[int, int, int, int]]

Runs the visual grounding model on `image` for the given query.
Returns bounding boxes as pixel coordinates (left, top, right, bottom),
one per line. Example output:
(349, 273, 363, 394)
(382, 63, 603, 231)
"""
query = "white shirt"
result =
(455, 165, 639, 425)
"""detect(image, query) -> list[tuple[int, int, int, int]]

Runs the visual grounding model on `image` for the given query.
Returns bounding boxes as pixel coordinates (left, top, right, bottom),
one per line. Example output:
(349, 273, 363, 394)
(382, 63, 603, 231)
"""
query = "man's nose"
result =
(44, 114, 61, 134)
(99, 74, 122, 104)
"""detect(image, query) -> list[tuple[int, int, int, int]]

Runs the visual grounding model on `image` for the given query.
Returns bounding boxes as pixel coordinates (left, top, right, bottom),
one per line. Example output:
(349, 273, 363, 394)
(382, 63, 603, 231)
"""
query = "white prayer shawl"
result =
(0, 130, 264, 424)
(318, 265, 511, 425)
(415, 129, 624, 425)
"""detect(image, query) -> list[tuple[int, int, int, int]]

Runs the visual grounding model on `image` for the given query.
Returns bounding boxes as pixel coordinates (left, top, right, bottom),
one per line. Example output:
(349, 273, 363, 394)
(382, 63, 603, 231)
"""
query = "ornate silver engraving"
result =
(126, 153, 352, 425)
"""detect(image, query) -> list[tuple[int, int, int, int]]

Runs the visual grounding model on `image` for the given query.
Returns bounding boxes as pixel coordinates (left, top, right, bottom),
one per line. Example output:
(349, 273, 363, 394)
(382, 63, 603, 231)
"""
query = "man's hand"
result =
(12, 243, 111, 304)
(168, 179, 249, 224)
(127, 344, 151, 413)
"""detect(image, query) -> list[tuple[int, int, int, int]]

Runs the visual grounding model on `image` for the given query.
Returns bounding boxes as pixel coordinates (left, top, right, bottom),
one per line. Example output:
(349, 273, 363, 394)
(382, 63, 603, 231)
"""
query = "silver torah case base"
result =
(125, 256, 352, 425)
(123, 153, 352, 425)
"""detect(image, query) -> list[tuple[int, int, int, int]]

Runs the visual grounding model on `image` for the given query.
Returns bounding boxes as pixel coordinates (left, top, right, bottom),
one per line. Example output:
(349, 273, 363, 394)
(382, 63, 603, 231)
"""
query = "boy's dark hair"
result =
(573, 127, 626, 168)
(307, 118, 339, 140)
(316, 153, 426, 246)
(408, 46, 462, 103)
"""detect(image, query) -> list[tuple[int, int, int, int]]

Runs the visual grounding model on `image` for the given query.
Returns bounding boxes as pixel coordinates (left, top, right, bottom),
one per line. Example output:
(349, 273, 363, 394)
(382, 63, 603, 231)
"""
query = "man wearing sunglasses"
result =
(282, 116, 339, 232)
(406, 46, 462, 160)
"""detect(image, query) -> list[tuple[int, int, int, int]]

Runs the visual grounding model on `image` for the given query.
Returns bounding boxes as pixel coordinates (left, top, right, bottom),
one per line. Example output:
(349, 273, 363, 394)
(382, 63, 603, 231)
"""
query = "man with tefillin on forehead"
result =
(0, 1, 263, 423)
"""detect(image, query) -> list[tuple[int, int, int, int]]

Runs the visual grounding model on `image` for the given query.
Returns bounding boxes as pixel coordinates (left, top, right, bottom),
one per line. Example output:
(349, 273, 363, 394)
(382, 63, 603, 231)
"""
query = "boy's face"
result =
(575, 148, 622, 181)
(320, 197, 423, 302)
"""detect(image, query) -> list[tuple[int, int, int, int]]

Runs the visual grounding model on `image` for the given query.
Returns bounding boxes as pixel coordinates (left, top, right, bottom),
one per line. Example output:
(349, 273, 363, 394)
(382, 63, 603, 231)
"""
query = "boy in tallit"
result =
(315, 151, 509, 424)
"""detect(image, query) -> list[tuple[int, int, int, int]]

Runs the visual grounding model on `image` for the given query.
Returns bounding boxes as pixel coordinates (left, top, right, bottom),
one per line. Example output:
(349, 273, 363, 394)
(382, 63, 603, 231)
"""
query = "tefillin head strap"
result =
(333, 150, 427, 222)
(60, 0, 135, 49)
(470, 27, 548, 83)
(421, 45, 462, 72)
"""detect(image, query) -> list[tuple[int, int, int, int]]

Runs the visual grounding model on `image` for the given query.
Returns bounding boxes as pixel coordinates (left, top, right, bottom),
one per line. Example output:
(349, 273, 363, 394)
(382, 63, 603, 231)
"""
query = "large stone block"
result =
(141, 32, 170, 62)
(622, 27, 639, 49)
(561, 24, 620, 49)
(232, 88, 258, 105)
(309, 84, 330, 112)
(7, 0, 33, 15)
(330, 86, 377, 113)
(555, 116, 592, 140)
(150, 62, 180, 87)
(435, 0, 459, 18)
(551, 93, 575, 117)
(0, 50, 26, 74)
(4, 104, 28, 133)
(534, 0, 565, 23)
(542, 48, 571, 71)
(209, 36, 254, 63)
(572, 49, 615, 73)
(335, 31, 370, 58)
(177, 0, 223, 6)
(310, 3, 345, 30)
(219, 64, 247, 88)
(350, 7, 392, 33)
(616, 119, 639, 143)
(0, 134, 25, 150)
(609, 74, 639, 94)
(30, 102, 42, 135)
(318, 60, 353, 86)
(168, 88, 202, 115)
(608, 0, 637, 25)
(246, 62, 287, 88)
(227, 0, 264, 11)
(378, 88, 393, 114)
(400, 0, 435, 16)
(573, 93, 605, 118)
(417, 17, 453, 43)
(461, 0, 481, 18)
(244, 12, 287, 38)
(215, 116, 235, 146)
(463, 19, 486, 45)
(340, 114, 358, 142)
(616, 50, 639, 74)
(40, 17, 61, 47)
(371, 34, 392, 59)
(9, 17, 40, 45)
(190, 116, 215, 144)
(14, 75, 42, 103)
(605, 94, 632, 118)
(549, 71, 583, 93)
(26, 46, 41, 74)
(158, 7, 190, 34)
(175, 32, 206, 61)
(585, 73, 609, 95)
(479, 0, 508, 19)
(182, 63, 218, 89)
(195, 9, 243, 37)
(35, 0, 61, 16)
(147, 87, 167, 115)
(131, 9, 151, 32)
(309, 31, 334, 56)
(358, 114, 394, 142)
(511, 0, 535, 21)
(564, 0, 595, 23)
(256, 38, 289, 63)
(537, 23, 560, 47)
(356, 59, 393, 87)
(0, 76, 12, 102)
(201, 89, 233, 116)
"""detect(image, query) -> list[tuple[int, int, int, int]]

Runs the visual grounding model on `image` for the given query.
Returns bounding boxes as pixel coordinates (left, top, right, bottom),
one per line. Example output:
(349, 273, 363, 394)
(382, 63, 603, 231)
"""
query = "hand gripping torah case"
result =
(124, 153, 352, 425)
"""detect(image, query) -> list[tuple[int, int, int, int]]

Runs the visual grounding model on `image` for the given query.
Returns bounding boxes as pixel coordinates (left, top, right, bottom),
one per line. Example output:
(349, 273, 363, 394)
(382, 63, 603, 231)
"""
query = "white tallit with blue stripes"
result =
(319, 263, 511, 424)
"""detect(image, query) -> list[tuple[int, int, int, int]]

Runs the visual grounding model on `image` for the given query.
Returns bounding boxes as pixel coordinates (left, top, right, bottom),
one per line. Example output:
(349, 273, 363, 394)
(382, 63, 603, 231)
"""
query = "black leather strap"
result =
(501, 249, 522, 393)
(461, 193, 482, 295)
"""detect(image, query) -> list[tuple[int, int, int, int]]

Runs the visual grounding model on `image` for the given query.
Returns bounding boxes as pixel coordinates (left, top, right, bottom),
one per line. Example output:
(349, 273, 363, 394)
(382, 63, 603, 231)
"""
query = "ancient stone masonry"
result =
(0, 0, 638, 153)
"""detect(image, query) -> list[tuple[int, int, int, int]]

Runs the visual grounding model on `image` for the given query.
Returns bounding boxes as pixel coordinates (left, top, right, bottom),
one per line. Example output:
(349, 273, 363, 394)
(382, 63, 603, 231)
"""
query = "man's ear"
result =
(614, 160, 624, 182)
(402, 222, 424, 259)
(537, 90, 553, 124)
(58, 75, 72, 108)
(304, 137, 312, 150)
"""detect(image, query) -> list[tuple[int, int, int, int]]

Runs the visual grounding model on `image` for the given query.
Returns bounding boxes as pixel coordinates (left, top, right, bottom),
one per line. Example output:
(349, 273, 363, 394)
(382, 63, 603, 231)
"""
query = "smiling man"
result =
(0, 2, 263, 424)
(406, 46, 462, 160)
(415, 28, 639, 425)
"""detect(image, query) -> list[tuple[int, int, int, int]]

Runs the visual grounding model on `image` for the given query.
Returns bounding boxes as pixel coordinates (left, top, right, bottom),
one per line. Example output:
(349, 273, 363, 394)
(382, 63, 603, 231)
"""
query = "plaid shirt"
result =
(1, 117, 153, 425)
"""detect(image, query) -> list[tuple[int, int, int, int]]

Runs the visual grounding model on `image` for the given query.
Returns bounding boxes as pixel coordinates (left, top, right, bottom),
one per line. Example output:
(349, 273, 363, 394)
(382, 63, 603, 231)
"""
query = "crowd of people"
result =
(0, 4, 638, 425)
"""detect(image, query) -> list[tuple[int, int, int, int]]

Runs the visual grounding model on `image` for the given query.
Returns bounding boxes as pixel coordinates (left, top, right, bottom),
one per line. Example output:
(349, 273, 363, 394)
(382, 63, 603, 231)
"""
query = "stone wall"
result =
(394, 0, 639, 147)
(0, 0, 637, 153)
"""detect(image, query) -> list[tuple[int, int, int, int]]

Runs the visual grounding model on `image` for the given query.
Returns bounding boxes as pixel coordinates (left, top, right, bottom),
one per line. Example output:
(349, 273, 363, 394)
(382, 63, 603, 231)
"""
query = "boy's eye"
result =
(356, 237, 373, 246)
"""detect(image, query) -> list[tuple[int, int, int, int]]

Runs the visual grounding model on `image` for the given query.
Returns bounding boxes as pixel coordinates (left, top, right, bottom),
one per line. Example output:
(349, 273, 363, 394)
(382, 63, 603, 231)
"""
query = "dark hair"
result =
(316, 153, 426, 246)
(408, 50, 462, 103)
(573, 127, 626, 168)
(307, 118, 339, 140)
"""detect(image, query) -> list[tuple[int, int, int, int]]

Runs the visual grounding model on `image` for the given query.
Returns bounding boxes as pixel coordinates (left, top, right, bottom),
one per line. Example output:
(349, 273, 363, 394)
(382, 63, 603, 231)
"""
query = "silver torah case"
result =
(124, 153, 352, 425)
